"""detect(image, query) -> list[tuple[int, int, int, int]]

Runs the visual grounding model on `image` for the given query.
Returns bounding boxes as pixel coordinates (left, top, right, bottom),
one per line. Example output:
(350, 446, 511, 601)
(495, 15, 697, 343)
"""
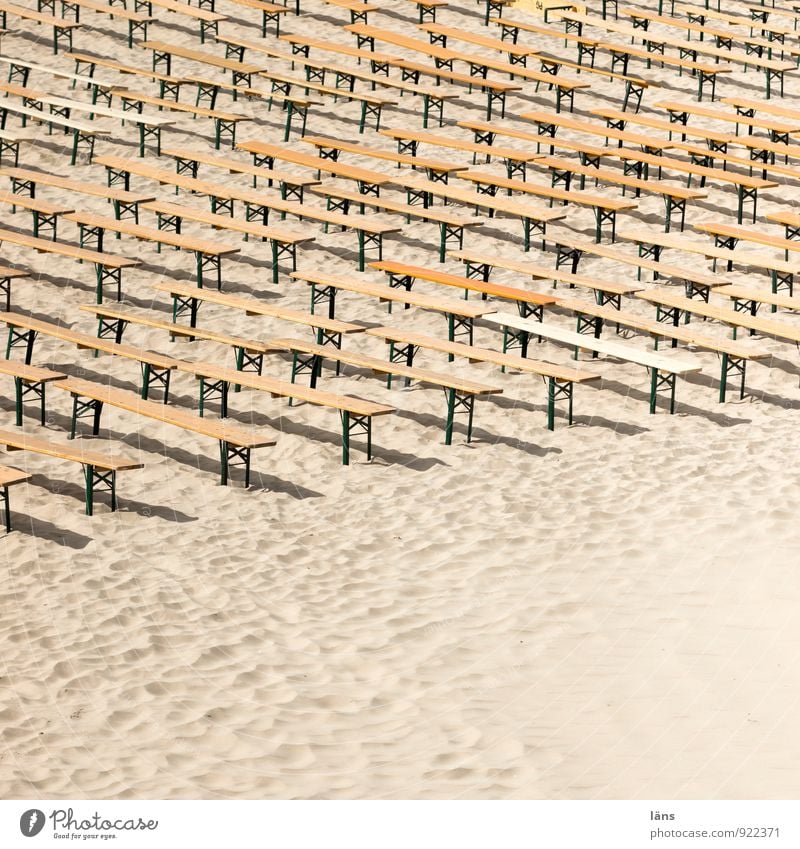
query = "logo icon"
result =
(19, 810, 45, 837)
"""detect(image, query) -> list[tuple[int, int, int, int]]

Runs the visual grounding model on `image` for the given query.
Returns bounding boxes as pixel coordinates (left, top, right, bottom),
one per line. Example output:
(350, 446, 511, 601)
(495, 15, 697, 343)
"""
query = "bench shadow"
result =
(9, 500, 94, 548)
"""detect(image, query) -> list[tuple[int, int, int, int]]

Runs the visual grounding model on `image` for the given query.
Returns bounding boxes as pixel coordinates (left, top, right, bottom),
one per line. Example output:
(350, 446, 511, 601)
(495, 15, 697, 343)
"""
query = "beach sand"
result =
(2, 0, 800, 799)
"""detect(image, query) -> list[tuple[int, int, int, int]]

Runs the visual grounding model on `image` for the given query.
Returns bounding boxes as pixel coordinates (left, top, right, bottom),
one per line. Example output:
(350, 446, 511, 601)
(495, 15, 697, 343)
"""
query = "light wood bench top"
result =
(0, 464, 31, 487)
(0, 54, 107, 88)
(531, 156, 707, 200)
(418, 22, 538, 58)
(378, 127, 541, 163)
(64, 212, 241, 257)
(635, 288, 800, 344)
(344, 23, 462, 64)
(61, 0, 153, 22)
(113, 89, 249, 122)
(0, 166, 154, 205)
(611, 149, 778, 190)
(0, 229, 139, 268)
(142, 0, 225, 22)
(448, 249, 644, 297)
(455, 170, 638, 212)
(520, 109, 675, 151)
(139, 41, 263, 73)
(270, 336, 502, 396)
(552, 294, 771, 360)
(693, 221, 800, 255)
(161, 147, 320, 189)
(401, 174, 573, 220)
(366, 326, 601, 383)
(309, 184, 484, 228)
(0, 1, 81, 28)
(171, 360, 396, 417)
(484, 312, 704, 374)
(0, 100, 110, 134)
(457, 120, 610, 160)
(257, 68, 396, 106)
(0, 193, 75, 217)
(675, 3, 794, 37)
(721, 96, 800, 124)
(550, 236, 731, 291)
(0, 267, 29, 281)
(618, 229, 800, 276)
(289, 269, 496, 318)
(0, 312, 178, 368)
(299, 135, 468, 175)
(654, 99, 800, 135)
(141, 200, 313, 246)
(236, 139, 397, 184)
(589, 106, 736, 146)
(715, 284, 800, 313)
(54, 376, 276, 448)
(152, 281, 365, 336)
(0, 359, 68, 382)
(0, 427, 142, 471)
(766, 209, 800, 230)
(79, 303, 285, 354)
(64, 52, 185, 86)
(369, 260, 556, 306)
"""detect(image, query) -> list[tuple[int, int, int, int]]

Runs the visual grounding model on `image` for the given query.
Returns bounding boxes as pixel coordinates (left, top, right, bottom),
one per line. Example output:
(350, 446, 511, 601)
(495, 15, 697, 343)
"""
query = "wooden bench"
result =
(0, 127, 28, 166)
(483, 311, 702, 413)
(0, 165, 154, 223)
(220, 0, 288, 36)
(530, 155, 706, 232)
(134, 0, 226, 42)
(418, 21, 539, 65)
(160, 146, 319, 200)
(0, 359, 66, 426)
(0, 463, 30, 532)
(589, 106, 735, 150)
(0, 1, 80, 52)
(455, 169, 636, 243)
(654, 98, 800, 145)
(0, 83, 175, 158)
(0, 428, 141, 514)
(0, 266, 28, 310)
(63, 211, 241, 290)
(399, 174, 569, 251)
(549, 234, 731, 301)
(66, 51, 186, 101)
(281, 32, 521, 120)
(0, 191, 75, 240)
(714, 283, 800, 321)
(141, 200, 313, 285)
(308, 183, 483, 263)
(138, 40, 266, 87)
(96, 153, 400, 271)
(618, 228, 800, 299)
(377, 127, 541, 180)
(366, 325, 600, 430)
(448, 248, 643, 309)
(166, 360, 394, 465)
(0, 230, 138, 302)
(551, 293, 770, 402)
(608, 148, 778, 223)
(271, 336, 500, 445)
(491, 16, 657, 111)
(693, 220, 800, 265)
(520, 108, 675, 157)
(320, 0, 378, 23)
(152, 280, 365, 351)
(218, 35, 459, 129)
(299, 134, 468, 184)
(47, 0, 152, 48)
(369, 259, 556, 321)
(0, 99, 109, 164)
(288, 268, 496, 348)
(766, 209, 800, 263)
(0, 311, 178, 399)
(635, 288, 800, 348)
(79, 302, 284, 379)
(111, 88, 250, 150)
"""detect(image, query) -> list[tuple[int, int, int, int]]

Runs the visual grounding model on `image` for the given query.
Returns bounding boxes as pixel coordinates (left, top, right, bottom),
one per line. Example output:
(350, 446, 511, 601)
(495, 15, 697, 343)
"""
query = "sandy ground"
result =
(2, 0, 800, 799)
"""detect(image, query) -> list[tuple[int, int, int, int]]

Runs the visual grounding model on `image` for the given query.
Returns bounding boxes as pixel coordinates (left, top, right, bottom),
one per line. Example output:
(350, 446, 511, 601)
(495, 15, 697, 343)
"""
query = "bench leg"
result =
(94, 265, 121, 304)
(339, 412, 372, 466)
(70, 395, 103, 439)
(446, 314, 474, 357)
(387, 341, 418, 389)
(199, 377, 229, 418)
(444, 389, 475, 446)
(649, 369, 678, 415)
(270, 241, 296, 285)
(218, 442, 251, 487)
(196, 252, 222, 290)
(14, 378, 47, 427)
(2, 485, 9, 533)
(82, 465, 116, 515)
(6, 327, 37, 364)
(547, 377, 574, 431)
(140, 364, 172, 403)
(233, 347, 264, 393)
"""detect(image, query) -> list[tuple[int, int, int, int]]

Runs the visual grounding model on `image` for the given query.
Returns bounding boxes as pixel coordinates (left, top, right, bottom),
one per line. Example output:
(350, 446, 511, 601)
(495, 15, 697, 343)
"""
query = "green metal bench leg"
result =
(2, 485, 9, 533)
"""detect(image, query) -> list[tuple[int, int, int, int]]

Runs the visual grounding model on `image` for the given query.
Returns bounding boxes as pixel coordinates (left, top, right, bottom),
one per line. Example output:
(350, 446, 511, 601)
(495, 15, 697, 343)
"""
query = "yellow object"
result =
(512, 0, 582, 19)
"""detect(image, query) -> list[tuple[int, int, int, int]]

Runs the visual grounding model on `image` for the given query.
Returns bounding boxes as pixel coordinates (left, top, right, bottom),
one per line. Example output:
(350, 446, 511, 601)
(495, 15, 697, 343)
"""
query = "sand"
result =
(2, 0, 800, 800)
